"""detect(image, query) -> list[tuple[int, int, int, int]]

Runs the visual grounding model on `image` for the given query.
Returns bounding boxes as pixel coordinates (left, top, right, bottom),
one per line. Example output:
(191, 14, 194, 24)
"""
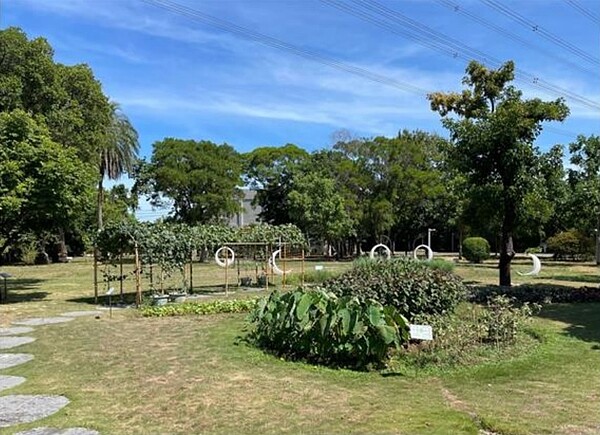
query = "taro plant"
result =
(247, 288, 410, 370)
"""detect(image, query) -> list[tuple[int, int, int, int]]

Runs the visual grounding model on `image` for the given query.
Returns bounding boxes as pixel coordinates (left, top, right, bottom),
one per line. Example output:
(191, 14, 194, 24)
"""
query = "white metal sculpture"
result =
(369, 243, 392, 259)
(214, 246, 235, 268)
(413, 244, 434, 261)
(517, 253, 542, 276)
(271, 249, 291, 275)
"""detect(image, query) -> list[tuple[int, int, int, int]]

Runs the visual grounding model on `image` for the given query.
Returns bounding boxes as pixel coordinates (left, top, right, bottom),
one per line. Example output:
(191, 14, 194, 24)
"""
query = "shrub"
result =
(469, 284, 600, 304)
(424, 258, 455, 273)
(462, 237, 491, 263)
(322, 257, 465, 320)
(248, 288, 409, 370)
(285, 268, 339, 286)
(140, 299, 257, 317)
(546, 229, 594, 261)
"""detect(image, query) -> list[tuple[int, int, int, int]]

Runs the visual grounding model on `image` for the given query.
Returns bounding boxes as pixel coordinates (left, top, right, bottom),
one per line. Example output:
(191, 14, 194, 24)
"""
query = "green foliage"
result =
(323, 257, 465, 320)
(248, 288, 409, 370)
(285, 269, 340, 286)
(546, 229, 594, 261)
(137, 138, 243, 224)
(424, 258, 455, 273)
(469, 284, 600, 304)
(399, 299, 538, 369)
(462, 237, 491, 263)
(140, 299, 257, 317)
(525, 247, 542, 254)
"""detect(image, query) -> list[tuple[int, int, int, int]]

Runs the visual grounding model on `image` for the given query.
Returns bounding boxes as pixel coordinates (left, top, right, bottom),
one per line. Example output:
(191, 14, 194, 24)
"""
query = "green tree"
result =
(243, 144, 309, 224)
(566, 135, 600, 263)
(0, 110, 95, 259)
(429, 61, 569, 286)
(138, 139, 242, 224)
(288, 173, 354, 251)
(97, 102, 139, 230)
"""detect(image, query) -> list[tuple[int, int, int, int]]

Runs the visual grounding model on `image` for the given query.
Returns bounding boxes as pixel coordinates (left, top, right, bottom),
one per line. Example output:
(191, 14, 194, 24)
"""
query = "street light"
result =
(427, 228, 436, 249)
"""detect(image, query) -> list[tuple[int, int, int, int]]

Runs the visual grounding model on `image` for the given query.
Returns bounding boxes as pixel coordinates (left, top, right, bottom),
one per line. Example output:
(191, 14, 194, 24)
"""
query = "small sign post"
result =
(409, 324, 433, 341)
(106, 287, 115, 319)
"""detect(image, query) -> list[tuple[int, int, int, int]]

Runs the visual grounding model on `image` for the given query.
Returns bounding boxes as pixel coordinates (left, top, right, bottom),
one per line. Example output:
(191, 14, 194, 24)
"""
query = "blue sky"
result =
(2, 0, 599, 219)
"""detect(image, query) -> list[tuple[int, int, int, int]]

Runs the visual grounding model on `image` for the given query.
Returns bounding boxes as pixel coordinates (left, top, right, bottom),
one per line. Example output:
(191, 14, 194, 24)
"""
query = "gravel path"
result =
(0, 395, 70, 428)
(60, 311, 102, 318)
(0, 326, 35, 336)
(13, 317, 74, 326)
(0, 336, 36, 349)
(0, 353, 34, 369)
(15, 428, 100, 435)
(0, 375, 26, 392)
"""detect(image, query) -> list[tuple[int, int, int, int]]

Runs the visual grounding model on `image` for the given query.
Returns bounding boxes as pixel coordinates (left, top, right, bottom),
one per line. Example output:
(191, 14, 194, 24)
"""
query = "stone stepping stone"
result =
(0, 336, 36, 350)
(16, 428, 99, 435)
(0, 395, 70, 428)
(0, 326, 35, 336)
(0, 375, 26, 392)
(0, 353, 34, 369)
(13, 317, 74, 326)
(60, 311, 102, 318)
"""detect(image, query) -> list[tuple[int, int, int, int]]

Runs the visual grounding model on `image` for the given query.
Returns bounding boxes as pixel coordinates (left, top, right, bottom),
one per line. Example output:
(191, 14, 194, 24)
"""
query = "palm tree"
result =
(97, 101, 140, 230)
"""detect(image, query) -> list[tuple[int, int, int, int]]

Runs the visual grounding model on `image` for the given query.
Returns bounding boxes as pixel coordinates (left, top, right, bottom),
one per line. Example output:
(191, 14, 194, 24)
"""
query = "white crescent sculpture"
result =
(517, 253, 542, 276)
(413, 244, 434, 261)
(214, 246, 235, 268)
(369, 243, 391, 259)
(271, 249, 291, 275)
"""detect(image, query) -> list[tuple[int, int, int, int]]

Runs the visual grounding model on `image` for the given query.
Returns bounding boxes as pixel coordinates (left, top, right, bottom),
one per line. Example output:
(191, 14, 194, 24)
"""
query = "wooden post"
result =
(265, 244, 269, 292)
(134, 241, 141, 307)
(119, 251, 124, 302)
(301, 248, 305, 288)
(189, 251, 193, 293)
(225, 247, 229, 296)
(282, 244, 286, 290)
(93, 247, 98, 304)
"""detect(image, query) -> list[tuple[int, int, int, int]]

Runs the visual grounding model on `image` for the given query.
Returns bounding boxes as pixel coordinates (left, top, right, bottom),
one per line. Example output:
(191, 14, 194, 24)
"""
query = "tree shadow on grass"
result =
(537, 303, 600, 347)
(0, 278, 49, 304)
(550, 275, 600, 284)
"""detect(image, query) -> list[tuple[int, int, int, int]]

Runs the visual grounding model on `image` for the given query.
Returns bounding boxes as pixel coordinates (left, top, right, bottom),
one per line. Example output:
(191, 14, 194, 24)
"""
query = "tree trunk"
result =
(97, 176, 104, 230)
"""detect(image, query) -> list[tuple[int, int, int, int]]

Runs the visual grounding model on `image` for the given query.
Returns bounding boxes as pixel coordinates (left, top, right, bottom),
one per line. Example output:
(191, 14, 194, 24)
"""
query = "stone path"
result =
(0, 326, 35, 336)
(1, 312, 101, 433)
(0, 375, 26, 392)
(0, 336, 36, 349)
(0, 395, 70, 428)
(16, 427, 100, 435)
(12, 317, 74, 326)
(0, 353, 34, 369)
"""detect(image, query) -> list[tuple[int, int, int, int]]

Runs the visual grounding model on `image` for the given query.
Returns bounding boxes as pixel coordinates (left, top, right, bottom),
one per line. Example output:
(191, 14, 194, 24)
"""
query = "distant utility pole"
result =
(427, 228, 436, 249)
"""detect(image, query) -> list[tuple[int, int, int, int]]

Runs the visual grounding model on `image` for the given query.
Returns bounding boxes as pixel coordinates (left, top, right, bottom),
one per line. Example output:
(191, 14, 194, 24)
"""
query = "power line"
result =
(140, 0, 428, 97)
(139, 0, 584, 139)
(436, 0, 597, 76)
(322, 0, 600, 111)
(480, 0, 599, 66)
(563, 0, 600, 25)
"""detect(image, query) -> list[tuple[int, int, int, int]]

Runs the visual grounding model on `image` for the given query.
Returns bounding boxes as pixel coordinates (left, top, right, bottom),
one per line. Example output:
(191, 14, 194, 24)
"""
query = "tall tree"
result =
(429, 61, 569, 285)
(97, 102, 139, 230)
(138, 139, 242, 224)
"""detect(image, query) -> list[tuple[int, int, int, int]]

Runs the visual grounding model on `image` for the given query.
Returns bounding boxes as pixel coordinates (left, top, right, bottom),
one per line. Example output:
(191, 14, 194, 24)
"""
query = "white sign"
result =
(105, 287, 115, 295)
(314, 265, 324, 271)
(409, 324, 433, 341)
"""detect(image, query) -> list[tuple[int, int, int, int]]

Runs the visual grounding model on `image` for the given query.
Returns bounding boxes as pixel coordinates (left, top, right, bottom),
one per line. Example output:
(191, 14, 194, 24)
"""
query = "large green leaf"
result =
(296, 292, 312, 320)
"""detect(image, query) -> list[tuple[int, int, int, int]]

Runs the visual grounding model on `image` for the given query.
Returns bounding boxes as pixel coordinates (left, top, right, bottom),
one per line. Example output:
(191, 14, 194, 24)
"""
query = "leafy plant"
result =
(248, 288, 409, 370)
(462, 237, 491, 263)
(424, 258, 455, 273)
(469, 284, 600, 304)
(322, 257, 465, 320)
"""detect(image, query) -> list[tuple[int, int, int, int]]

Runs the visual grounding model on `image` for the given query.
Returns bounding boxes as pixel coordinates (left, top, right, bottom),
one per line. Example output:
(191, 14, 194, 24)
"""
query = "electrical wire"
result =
(563, 0, 600, 25)
(139, 0, 587, 139)
(436, 0, 597, 76)
(322, 0, 600, 110)
(480, 0, 599, 66)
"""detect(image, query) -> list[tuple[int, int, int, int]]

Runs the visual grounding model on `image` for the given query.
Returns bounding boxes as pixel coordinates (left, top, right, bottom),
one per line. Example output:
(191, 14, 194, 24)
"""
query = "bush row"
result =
(140, 299, 257, 317)
(469, 284, 600, 304)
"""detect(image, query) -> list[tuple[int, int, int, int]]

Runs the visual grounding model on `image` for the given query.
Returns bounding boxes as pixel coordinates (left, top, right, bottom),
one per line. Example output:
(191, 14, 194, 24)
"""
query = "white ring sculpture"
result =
(413, 244, 433, 261)
(214, 246, 235, 268)
(369, 243, 391, 259)
(271, 249, 291, 275)
(517, 253, 542, 276)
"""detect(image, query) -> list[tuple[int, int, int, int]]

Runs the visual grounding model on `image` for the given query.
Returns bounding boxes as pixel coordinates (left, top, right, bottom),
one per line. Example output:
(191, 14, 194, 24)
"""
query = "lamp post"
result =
(427, 228, 436, 249)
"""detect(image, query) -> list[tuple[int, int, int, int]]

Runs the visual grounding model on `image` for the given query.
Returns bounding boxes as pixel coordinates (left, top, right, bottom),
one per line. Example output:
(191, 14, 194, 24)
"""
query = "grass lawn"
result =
(1, 257, 599, 434)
